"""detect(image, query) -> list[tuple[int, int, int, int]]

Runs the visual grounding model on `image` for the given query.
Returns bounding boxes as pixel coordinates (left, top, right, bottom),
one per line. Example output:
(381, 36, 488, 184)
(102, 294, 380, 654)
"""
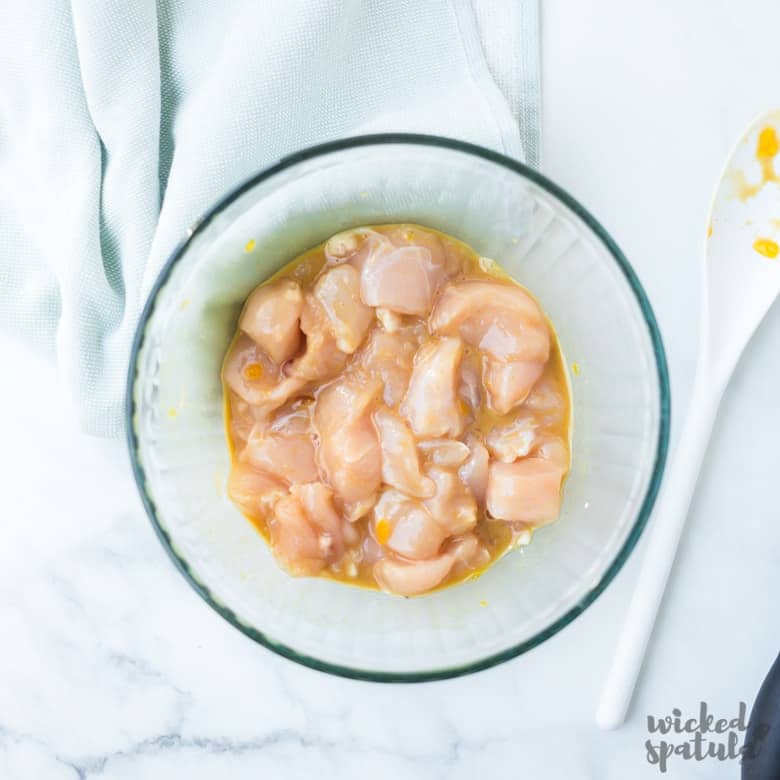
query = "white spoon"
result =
(596, 110, 780, 730)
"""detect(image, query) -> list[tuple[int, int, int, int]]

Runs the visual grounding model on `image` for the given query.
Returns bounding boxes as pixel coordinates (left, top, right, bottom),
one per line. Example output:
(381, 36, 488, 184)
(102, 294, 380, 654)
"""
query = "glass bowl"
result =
(126, 135, 670, 681)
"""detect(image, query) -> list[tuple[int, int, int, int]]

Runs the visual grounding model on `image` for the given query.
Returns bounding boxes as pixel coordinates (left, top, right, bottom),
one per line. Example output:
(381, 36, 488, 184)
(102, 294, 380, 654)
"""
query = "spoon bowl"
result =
(705, 109, 780, 385)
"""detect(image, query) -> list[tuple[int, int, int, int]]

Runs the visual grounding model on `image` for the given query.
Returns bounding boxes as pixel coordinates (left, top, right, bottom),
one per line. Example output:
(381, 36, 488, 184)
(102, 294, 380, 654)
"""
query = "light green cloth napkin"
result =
(0, 0, 540, 436)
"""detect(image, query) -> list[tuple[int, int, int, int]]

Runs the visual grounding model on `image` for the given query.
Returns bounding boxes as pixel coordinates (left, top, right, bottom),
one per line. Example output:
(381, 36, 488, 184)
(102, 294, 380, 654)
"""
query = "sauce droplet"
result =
(733, 125, 780, 200)
(752, 237, 779, 259)
(243, 362, 264, 381)
(245, 239, 256, 252)
(758, 127, 779, 160)
(375, 519, 392, 545)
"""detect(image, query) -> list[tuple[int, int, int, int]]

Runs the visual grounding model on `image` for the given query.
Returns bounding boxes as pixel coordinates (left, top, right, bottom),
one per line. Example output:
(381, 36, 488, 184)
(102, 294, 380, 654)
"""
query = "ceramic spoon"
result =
(597, 110, 780, 730)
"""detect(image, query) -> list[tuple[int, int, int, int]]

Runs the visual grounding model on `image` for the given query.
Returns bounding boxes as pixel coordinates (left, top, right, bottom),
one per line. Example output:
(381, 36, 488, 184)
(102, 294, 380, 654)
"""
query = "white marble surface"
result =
(2, 1, 780, 777)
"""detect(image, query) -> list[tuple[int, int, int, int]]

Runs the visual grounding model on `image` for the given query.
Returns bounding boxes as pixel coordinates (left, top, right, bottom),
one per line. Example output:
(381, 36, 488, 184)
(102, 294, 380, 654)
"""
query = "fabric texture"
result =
(0, 0, 541, 436)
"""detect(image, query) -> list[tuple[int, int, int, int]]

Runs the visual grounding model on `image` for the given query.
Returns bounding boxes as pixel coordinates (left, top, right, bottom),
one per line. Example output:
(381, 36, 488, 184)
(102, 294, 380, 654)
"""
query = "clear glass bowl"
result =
(126, 135, 670, 681)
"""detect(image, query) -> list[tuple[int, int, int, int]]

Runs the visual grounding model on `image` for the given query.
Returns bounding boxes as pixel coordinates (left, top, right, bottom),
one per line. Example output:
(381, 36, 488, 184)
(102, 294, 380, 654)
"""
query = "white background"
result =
(1, 2, 779, 778)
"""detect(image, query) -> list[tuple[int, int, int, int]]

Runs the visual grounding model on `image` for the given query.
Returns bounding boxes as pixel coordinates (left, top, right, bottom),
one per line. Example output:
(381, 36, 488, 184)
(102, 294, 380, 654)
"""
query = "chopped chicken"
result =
(486, 458, 564, 526)
(291, 482, 348, 561)
(314, 373, 382, 507)
(242, 427, 319, 485)
(324, 228, 392, 269)
(286, 294, 349, 383)
(400, 337, 464, 438)
(268, 494, 330, 576)
(458, 434, 490, 504)
(361, 246, 447, 316)
(373, 534, 487, 596)
(430, 280, 550, 363)
(424, 467, 478, 535)
(417, 439, 470, 467)
(226, 461, 286, 518)
(374, 407, 435, 498)
(239, 278, 303, 365)
(223, 333, 283, 407)
(483, 358, 545, 415)
(535, 435, 570, 470)
(372, 489, 447, 560)
(373, 552, 457, 596)
(314, 265, 374, 354)
(485, 413, 537, 463)
(358, 326, 423, 408)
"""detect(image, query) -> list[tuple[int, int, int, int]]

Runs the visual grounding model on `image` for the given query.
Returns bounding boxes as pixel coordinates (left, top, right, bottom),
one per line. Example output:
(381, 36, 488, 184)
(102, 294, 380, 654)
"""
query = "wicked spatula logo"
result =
(645, 702, 769, 773)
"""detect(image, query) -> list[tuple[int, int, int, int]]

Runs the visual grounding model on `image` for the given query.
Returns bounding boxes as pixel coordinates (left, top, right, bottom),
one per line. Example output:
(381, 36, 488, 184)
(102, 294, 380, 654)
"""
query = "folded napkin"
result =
(0, 0, 540, 436)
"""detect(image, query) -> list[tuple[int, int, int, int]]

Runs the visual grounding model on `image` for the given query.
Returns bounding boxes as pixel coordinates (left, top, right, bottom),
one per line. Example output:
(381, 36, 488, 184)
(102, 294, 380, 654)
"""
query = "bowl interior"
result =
(129, 137, 669, 679)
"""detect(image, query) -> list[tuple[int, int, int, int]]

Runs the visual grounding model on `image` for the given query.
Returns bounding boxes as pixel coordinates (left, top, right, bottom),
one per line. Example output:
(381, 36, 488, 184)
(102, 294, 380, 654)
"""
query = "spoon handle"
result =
(596, 373, 723, 729)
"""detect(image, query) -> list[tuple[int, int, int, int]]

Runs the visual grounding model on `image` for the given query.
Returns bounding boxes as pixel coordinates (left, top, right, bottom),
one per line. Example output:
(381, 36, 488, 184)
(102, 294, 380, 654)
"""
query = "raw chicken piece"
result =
(361, 246, 447, 316)
(485, 413, 537, 463)
(430, 280, 550, 363)
(458, 434, 490, 503)
(373, 552, 456, 596)
(424, 467, 477, 535)
(226, 461, 286, 518)
(222, 333, 283, 407)
(227, 391, 258, 446)
(373, 407, 434, 498)
(268, 399, 313, 436)
(287, 294, 349, 383)
(535, 436, 569, 470)
(400, 337, 464, 438)
(486, 458, 564, 526)
(268, 494, 329, 576)
(342, 494, 378, 524)
(324, 228, 391, 269)
(291, 482, 348, 560)
(448, 533, 491, 571)
(361, 534, 384, 565)
(417, 439, 470, 467)
(242, 427, 319, 485)
(483, 358, 545, 415)
(358, 326, 423, 408)
(459, 354, 482, 410)
(372, 523, 490, 596)
(523, 378, 567, 426)
(239, 278, 303, 364)
(314, 374, 382, 507)
(314, 265, 374, 354)
(382, 224, 453, 272)
(223, 333, 323, 424)
(372, 489, 447, 560)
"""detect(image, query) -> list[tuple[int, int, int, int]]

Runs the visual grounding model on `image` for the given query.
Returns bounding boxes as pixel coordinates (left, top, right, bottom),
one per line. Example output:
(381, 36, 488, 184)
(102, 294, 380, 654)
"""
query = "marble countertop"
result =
(2, 1, 779, 778)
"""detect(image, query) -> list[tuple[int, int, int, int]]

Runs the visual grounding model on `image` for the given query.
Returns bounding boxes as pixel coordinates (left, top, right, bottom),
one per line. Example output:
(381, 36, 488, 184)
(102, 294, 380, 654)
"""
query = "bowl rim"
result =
(125, 133, 671, 683)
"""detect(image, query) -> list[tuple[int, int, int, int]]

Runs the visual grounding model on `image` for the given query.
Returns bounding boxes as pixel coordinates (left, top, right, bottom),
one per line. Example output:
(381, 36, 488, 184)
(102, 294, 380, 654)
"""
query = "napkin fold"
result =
(0, 0, 540, 436)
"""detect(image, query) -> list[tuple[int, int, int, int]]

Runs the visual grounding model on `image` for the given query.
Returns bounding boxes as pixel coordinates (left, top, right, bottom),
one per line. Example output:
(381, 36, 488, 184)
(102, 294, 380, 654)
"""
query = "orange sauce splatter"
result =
(375, 519, 392, 545)
(243, 362, 264, 381)
(707, 223, 713, 238)
(735, 126, 779, 201)
(758, 127, 779, 159)
(753, 237, 779, 259)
